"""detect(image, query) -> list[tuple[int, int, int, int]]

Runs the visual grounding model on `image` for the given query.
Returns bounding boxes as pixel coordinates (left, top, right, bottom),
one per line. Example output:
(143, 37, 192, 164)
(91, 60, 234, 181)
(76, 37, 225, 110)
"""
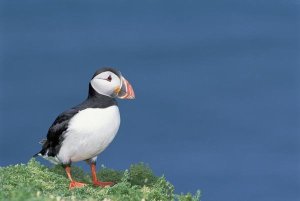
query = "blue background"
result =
(0, 1, 299, 201)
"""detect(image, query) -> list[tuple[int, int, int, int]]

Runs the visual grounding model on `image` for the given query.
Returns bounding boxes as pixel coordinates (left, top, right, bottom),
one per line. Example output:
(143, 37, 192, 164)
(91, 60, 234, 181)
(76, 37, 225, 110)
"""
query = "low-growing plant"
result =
(0, 159, 200, 201)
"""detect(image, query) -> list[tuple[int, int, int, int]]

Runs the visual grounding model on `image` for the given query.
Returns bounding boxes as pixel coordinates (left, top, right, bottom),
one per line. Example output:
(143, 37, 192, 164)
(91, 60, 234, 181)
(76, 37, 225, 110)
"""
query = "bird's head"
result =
(89, 67, 135, 99)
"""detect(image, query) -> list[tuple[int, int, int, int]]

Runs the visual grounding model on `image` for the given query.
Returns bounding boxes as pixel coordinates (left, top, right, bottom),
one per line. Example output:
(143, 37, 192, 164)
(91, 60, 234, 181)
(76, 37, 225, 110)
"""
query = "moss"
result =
(128, 163, 158, 187)
(0, 159, 200, 201)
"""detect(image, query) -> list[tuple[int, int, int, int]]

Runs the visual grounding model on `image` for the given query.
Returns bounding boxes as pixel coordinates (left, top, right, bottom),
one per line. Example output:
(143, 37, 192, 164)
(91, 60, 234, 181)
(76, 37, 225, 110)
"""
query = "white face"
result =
(90, 71, 121, 97)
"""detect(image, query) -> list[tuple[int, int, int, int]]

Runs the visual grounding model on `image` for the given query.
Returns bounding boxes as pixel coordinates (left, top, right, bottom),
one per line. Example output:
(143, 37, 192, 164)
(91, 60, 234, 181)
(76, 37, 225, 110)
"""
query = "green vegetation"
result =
(0, 159, 200, 201)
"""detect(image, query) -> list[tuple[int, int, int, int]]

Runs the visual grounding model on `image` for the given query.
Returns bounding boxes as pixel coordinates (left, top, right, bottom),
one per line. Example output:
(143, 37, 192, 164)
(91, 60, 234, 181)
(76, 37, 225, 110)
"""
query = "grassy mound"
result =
(0, 159, 200, 201)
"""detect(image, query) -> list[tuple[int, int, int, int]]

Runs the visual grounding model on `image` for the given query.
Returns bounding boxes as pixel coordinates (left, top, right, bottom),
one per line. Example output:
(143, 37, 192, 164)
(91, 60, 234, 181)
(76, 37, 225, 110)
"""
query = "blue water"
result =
(0, 1, 299, 200)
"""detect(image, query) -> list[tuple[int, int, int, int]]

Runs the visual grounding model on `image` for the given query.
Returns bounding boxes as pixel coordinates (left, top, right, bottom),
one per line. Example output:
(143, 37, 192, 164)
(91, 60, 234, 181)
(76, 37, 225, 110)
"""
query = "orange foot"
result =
(69, 181, 87, 189)
(93, 180, 114, 187)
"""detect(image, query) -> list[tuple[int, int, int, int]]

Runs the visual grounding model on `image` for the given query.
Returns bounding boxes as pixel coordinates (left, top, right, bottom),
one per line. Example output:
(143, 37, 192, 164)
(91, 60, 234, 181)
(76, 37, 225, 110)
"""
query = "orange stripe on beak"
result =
(117, 77, 135, 99)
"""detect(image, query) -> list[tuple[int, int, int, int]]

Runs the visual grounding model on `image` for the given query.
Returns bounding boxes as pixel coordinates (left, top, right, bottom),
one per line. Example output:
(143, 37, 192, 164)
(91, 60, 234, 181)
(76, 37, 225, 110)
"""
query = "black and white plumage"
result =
(35, 67, 135, 189)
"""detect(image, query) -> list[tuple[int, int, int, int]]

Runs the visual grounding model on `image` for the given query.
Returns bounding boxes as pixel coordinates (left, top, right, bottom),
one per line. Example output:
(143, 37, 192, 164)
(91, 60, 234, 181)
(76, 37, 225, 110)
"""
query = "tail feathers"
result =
(34, 150, 60, 165)
(35, 139, 61, 164)
(39, 138, 47, 145)
(33, 139, 47, 157)
(33, 152, 41, 157)
(44, 156, 60, 165)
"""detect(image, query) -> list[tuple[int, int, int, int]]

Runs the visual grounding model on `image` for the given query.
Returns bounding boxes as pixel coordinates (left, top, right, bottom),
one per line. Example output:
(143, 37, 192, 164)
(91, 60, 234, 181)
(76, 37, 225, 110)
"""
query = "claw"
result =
(89, 162, 114, 187)
(93, 180, 114, 187)
(69, 181, 86, 189)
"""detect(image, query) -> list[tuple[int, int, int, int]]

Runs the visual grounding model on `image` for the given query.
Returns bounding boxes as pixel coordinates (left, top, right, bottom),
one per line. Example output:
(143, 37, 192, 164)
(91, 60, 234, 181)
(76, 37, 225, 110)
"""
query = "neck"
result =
(87, 83, 117, 108)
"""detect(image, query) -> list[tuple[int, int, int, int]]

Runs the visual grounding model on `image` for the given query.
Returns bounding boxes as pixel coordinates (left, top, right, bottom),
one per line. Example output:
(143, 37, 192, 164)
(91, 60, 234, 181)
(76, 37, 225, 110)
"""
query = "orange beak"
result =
(115, 76, 135, 99)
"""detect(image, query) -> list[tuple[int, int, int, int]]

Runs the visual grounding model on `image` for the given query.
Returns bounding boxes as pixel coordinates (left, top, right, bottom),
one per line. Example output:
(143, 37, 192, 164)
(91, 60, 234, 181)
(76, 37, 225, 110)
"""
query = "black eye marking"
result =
(107, 75, 112, 82)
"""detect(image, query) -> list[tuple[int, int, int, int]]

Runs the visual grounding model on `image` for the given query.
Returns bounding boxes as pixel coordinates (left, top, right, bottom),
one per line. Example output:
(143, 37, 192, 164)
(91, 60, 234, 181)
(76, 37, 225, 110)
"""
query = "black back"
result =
(39, 83, 117, 157)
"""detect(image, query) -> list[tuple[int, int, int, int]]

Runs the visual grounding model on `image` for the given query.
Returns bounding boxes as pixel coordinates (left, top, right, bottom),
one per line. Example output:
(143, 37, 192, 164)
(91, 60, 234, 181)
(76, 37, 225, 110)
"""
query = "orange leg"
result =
(65, 166, 86, 189)
(90, 163, 114, 187)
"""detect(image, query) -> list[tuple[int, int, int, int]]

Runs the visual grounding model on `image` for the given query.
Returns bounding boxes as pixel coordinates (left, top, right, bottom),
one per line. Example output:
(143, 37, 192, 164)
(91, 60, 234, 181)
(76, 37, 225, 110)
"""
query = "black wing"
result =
(36, 94, 117, 157)
(39, 108, 79, 157)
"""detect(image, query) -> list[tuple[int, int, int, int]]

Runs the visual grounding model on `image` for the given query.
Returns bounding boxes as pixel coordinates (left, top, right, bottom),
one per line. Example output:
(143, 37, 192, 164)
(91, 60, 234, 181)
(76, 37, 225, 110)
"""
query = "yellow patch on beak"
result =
(114, 86, 121, 94)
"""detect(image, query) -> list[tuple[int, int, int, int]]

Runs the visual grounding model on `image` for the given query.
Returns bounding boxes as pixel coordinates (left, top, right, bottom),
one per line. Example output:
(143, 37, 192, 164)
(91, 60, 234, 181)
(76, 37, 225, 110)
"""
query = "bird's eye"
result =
(107, 75, 112, 82)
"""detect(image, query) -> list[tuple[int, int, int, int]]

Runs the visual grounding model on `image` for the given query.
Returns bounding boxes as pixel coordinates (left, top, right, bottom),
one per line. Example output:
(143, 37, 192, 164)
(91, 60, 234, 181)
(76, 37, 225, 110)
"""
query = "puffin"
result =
(35, 67, 135, 189)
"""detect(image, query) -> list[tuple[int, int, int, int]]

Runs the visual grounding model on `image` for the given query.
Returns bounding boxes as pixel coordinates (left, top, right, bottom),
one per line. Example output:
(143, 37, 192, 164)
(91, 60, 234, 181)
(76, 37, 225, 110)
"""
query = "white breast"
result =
(57, 106, 120, 163)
